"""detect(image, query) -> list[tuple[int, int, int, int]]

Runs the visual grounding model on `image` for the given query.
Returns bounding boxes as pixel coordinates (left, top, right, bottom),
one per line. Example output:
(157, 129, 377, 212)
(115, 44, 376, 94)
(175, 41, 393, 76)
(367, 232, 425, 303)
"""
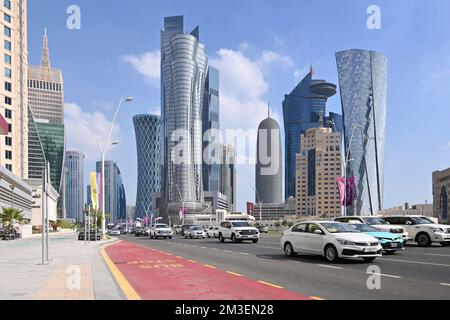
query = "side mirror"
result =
(406, 221, 412, 225)
(314, 229, 323, 235)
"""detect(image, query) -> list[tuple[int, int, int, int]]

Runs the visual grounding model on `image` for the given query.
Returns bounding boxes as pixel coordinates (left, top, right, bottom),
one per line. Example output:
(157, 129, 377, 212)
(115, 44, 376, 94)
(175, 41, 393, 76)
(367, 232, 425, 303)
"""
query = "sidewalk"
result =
(0, 232, 124, 300)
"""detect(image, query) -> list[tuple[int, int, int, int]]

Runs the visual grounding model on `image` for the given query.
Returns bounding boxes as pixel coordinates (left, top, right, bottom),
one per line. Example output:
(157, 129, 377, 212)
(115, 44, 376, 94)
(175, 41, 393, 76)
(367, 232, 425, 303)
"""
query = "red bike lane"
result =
(103, 241, 312, 300)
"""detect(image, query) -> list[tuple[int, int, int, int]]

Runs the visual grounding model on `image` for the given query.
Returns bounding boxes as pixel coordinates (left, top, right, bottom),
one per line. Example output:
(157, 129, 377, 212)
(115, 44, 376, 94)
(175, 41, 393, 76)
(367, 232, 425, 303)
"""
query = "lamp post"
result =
(254, 188, 263, 224)
(9, 184, 15, 227)
(172, 184, 185, 225)
(96, 96, 133, 238)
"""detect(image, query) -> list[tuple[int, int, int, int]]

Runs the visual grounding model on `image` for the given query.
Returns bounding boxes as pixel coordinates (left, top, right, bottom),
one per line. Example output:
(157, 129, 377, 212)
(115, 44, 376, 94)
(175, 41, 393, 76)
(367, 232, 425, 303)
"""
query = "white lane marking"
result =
(256, 245, 280, 250)
(379, 258, 450, 268)
(318, 264, 343, 270)
(440, 283, 450, 287)
(426, 253, 450, 257)
(211, 248, 219, 251)
(224, 250, 233, 253)
(239, 252, 250, 255)
(368, 272, 402, 279)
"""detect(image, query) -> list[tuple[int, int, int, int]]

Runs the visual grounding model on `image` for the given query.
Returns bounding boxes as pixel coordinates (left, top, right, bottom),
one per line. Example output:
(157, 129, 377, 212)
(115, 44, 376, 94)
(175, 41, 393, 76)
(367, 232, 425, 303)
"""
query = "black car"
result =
(78, 229, 101, 241)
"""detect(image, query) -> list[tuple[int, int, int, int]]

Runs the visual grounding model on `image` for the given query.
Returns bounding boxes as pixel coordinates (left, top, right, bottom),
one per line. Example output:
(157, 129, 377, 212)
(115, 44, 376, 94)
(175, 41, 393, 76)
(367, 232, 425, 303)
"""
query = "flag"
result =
(246, 202, 254, 216)
(97, 172, 102, 211)
(90, 172, 98, 210)
(336, 177, 357, 207)
(179, 208, 187, 220)
(336, 177, 346, 206)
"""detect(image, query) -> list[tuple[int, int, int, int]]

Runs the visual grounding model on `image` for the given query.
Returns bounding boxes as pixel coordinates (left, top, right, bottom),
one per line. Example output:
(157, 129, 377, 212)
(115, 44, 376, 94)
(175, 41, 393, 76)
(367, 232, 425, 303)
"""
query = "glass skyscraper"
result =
(283, 69, 341, 200)
(64, 151, 84, 222)
(133, 114, 161, 218)
(336, 49, 388, 215)
(96, 161, 126, 222)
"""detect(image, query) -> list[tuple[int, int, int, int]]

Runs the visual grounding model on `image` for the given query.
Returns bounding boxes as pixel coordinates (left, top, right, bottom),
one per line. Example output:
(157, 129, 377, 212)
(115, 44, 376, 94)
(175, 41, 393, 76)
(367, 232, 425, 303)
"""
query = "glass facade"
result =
(96, 161, 126, 222)
(133, 114, 161, 218)
(64, 151, 84, 222)
(283, 71, 340, 199)
(27, 107, 46, 179)
(336, 49, 388, 215)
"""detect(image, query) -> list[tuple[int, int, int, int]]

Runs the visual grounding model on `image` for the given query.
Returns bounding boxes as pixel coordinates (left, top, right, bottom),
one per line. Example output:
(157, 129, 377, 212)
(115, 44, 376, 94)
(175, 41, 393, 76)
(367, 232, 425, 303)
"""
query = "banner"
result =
(336, 177, 346, 206)
(97, 172, 102, 211)
(246, 202, 254, 216)
(179, 208, 187, 220)
(90, 172, 98, 210)
(336, 177, 357, 207)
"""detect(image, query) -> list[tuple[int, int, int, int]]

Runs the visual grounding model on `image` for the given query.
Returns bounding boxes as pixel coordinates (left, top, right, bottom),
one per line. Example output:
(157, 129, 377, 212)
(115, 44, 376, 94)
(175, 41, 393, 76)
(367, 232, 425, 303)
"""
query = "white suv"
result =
(219, 221, 260, 243)
(383, 216, 450, 247)
(149, 224, 173, 239)
(335, 216, 409, 243)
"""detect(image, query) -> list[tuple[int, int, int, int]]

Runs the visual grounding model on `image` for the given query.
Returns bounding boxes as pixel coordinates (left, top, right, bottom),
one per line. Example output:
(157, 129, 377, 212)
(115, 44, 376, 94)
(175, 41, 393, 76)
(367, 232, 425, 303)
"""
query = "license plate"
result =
(365, 247, 377, 253)
(391, 243, 398, 248)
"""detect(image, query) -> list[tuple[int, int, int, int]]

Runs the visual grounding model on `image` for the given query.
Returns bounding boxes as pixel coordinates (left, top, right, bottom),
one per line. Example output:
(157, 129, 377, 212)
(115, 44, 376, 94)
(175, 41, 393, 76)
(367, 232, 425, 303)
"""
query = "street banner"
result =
(97, 172, 102, 211)
(90, 172, 98, 210)
(336, 177, 357, 206)
(247, 202, 254, 216)
(336, 177, 346, 206)
(179, 208, 187, 220)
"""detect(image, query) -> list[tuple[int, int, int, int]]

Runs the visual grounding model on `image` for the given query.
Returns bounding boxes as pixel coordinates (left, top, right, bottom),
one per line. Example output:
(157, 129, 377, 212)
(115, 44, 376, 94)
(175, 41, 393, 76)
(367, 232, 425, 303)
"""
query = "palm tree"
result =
(1, 207, 23, 225)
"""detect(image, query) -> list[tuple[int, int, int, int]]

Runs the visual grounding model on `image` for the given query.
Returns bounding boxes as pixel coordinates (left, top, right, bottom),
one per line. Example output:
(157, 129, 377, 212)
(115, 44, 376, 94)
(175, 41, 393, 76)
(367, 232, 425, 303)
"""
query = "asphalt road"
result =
(121, 234, 450, 300)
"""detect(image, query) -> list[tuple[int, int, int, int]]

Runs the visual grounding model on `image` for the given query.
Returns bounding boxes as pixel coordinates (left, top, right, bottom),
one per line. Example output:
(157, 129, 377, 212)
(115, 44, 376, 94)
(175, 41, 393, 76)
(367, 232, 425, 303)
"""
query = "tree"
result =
(282, 220, 288, 227)
(274, 221, 281, 230)
(1, 207, 24, 225)
(288, 221, 294, 227)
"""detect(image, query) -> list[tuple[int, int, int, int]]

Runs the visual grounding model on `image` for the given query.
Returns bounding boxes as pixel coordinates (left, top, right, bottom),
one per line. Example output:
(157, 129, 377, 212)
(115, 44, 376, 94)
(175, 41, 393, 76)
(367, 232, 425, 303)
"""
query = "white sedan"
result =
(281, 221, 383, 263)
(207, 226, 220, 238)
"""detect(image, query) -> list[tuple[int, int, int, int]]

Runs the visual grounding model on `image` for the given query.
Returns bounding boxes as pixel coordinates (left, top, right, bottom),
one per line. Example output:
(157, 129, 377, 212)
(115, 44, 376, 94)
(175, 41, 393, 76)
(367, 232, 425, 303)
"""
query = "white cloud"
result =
(259, 50, 294, 70)
(121, 50, 161, 84)
(64, 103, 120, 161)
(294, 64, 312, 81)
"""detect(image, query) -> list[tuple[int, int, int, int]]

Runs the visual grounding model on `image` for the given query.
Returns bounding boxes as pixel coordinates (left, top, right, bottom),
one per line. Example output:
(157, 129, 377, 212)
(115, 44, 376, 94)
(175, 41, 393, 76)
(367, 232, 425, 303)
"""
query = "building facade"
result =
(1, 0, 28, 178)
(433, 168, 450, 224)
(96, 161, 126, 223)
(64, 151, 84, 222)
(336, 49, 388, 216)
(379, 203, 434, 219)
(296, 125, 342, 218)
(221, 144, 236, 212)
(161, 16, 208, 221)
(133, 114, 161, 218)
(283, 69, 341, 200)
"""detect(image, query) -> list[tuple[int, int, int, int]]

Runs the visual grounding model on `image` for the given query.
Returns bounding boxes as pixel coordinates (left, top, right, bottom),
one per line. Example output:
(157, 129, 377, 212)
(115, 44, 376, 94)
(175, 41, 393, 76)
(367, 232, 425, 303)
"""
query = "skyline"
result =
(27, 0, 450, 211)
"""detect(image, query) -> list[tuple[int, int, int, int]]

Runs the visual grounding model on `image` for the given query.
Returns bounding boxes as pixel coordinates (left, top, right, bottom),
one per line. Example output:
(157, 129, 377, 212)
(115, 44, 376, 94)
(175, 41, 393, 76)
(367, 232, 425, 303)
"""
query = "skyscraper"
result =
(161, 16, 208, 221)
(133, 114, 161, 218)
(96, 161, 126, 222)
(221, 144, 236, 212)
(336, 49, 388, 215)
(283, 69, 340, 200)
(1, 0, 28, 178)
(255, 110, 282, 204)
(64, 151, 84, 222)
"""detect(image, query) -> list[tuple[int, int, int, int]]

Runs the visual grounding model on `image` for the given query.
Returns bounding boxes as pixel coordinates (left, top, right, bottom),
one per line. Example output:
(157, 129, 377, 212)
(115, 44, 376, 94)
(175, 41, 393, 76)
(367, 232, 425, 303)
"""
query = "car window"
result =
(306, 224, 322, 234)
(292, 224, 307, 232)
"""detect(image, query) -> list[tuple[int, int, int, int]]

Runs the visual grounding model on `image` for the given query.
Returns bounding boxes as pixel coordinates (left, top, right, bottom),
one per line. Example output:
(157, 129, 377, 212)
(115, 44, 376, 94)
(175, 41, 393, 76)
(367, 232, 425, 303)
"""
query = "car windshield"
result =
(364, 217, 388, 225)
(191, 226, 202, 230)
(411, 217, 433, 225)
(156, 224, 169, 229)
(320, 223, 360, 234)
(350, 224, 380, 233)
(232, 222, 250, 227)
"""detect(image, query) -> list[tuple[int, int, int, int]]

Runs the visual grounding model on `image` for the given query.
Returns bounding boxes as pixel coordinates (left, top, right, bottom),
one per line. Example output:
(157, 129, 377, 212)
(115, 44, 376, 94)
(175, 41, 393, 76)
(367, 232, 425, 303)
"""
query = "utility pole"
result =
(45, 162, 51, 261)
(41, 167, 47, 265)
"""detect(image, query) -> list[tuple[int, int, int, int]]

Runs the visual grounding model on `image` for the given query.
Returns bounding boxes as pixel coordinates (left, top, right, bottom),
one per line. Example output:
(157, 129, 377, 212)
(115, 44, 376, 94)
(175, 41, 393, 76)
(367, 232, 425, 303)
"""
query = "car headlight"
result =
(337, 239, 355, 246)
(432, 228, 445, 233)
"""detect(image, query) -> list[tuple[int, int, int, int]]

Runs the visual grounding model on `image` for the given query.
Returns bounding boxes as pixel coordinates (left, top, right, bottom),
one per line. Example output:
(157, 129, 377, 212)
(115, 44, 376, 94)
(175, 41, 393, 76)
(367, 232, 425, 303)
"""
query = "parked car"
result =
(184, 226, 206, 239)
(281, 221, 382, 263)
(383, 215, 450, 247)
(149, 224, 173, 239)
(335, 216, 409, 243)
(349, 223, 404, 253)
(207, 226, 220, 238)
(218, 221, 260, 243)
(78, 229, 101, 241)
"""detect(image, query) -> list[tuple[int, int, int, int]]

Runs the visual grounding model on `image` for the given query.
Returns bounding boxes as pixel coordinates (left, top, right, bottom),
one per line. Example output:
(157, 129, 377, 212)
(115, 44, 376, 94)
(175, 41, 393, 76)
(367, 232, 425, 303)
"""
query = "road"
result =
(120, 234, 450, 300)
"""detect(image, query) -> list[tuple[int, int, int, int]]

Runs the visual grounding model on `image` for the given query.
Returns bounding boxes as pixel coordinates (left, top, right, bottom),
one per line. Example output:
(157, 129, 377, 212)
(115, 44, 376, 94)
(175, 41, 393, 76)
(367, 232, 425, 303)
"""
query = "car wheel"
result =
(185, 235, 188, 239)
(169, 236, 173, 240)
(440, 242, 450, 247)
(231, 234, 237, 243)
(190, 235, 193, 239)
(416, 232, 432, 247)
(284, 242, 295, 257)
(324, 245, 339, 263)
(363, 257, 376, 263)
(219, 233, 225, 243)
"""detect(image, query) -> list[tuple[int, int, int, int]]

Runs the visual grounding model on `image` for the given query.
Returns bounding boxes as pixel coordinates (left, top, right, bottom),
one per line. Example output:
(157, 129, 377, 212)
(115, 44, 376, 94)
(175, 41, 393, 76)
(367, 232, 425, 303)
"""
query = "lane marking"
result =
(239, 252, 250, 256)
(187, 259, 197, 263)
(211, 248, 219, 251)
(257, 281, 283, 289)
(224, 250, 233, 253)
(380, 258, 450, 268)
(204, 264, 217, 269)
(427, 253, 450, 257)
(256, 245, 280, 250)
(368, 273, 401, 279)
(175, 256, 183, 259)
(226, 271, 243, 277)
(310, 296, 324, 300)
(318, 264, 343, 270)
(100, 246, 141, 300)
(440, 283, 450, 287)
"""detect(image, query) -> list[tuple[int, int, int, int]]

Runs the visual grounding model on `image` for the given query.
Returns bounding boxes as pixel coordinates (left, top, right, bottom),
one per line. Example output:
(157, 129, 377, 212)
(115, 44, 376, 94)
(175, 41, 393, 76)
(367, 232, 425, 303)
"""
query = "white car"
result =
(335, 216, 409, 243)
(281, 221, 383, 263)
(149, 224, 173, 239)
(218, 221, 260, 243)
(185, 226, 207, 239)
(383, 216, 450, 247)
(207, 226, 220, 238)
(108, 228, 120, 236)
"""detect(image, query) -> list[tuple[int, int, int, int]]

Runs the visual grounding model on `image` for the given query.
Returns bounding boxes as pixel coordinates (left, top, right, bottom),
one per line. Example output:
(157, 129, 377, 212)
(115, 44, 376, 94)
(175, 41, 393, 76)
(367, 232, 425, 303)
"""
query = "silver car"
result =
(185, 226, 206, 239)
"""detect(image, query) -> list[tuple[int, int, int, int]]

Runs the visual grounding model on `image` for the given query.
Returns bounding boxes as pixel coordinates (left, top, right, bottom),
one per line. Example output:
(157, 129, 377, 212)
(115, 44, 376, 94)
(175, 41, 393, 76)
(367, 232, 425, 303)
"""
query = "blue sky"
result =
(28, 0, 450, 211)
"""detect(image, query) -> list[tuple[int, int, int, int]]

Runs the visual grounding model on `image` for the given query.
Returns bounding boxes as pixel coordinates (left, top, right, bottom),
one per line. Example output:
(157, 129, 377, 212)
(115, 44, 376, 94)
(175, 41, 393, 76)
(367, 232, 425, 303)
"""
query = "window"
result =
(4, 67, 11, 78)
(5, 96, 11, 105)
(5, 164, 11, 171)
(5, 150, 12, 160)
(5, 82, 11, 92)
(5, 109, 11, 119)
(4, 40, 10, 51)
(4, 0, 10, 10)
(4, 54, 11, 64)
(4, 13, 10, 23)
(5, 136, 11, 146)
(4, 26, 11, 37)
(292, 223, 307, 233)
(8, 123, 11, 132)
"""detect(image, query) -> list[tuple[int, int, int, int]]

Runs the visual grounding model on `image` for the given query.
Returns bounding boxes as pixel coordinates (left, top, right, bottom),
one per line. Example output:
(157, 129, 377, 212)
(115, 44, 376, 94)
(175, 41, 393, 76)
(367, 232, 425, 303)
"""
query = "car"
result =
(335, 216, 409, 243)
(184, 226, 207, 239)
(173, 225, 183, 235)
(78, 229, 102, 241)
(108, 228, 121, 236)
(281, 221, 383, 263)
(207, 226, 220, 238)
(181, 224, 195, 236)
(149, 224, 173, 239)
(258, 226, 269, 233)
(134, 226, 147, 237)
(383, 215, 450, 247)
(349, 223, 404, 253)
(218, 221, 260, 243)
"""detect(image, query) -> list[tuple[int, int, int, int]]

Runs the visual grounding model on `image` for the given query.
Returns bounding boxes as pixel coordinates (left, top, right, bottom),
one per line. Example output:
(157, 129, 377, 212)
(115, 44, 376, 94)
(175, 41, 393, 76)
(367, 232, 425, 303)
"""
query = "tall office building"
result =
(255, 109, 282, 204)
(64, 151, 84, 222)
(296, 124, 342, 217)
(28, 30, 65, 209)
(133, 114, 161, 218)
(221, 144, 236, 212)
(161, 16, 208, 220)
(1, 0, 28, 178)
(96, 161, 126, 222)
(283, 68, 341, 200)
(336, 49, 387, 215)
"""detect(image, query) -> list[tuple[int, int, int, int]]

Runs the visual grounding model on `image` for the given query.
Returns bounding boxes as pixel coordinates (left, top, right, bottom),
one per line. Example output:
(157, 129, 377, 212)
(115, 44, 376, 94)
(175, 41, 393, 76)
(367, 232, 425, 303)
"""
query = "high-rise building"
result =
(161, 16, 208, 221)
(96, 161, 126, 223)
(296, 125, 342, 217)
(133, 114, 161, 218)
(255, 110, 282, 204)
(221, 144, 236, 212)
(28, 30, 65, 216)
(283, 68, 340, 200)
(336, 49, 388, 215)
(1, 0, 28, 178)
(64, 151, 84, 222)
(432, 168, 450, 224)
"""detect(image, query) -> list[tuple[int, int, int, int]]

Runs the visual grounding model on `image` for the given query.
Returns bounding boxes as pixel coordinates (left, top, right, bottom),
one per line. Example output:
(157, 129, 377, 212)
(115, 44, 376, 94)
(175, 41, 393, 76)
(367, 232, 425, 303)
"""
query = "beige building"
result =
(296, 125, 342, 218)
(1, 0, 28, 178)
(432, 168, 450, 224)
(379, 203, 434, 219)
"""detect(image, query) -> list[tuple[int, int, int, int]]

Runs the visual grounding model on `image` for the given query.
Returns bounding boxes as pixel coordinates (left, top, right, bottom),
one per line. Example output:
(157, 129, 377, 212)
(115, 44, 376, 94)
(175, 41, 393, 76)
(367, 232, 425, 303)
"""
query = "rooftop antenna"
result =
(267, 102, 271, 118)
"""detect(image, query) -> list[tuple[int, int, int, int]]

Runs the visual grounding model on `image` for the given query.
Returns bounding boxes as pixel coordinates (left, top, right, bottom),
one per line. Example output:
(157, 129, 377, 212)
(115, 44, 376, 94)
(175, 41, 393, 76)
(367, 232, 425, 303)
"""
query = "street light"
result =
(253, 187, 263, 224)
(97, 96, 133, 238)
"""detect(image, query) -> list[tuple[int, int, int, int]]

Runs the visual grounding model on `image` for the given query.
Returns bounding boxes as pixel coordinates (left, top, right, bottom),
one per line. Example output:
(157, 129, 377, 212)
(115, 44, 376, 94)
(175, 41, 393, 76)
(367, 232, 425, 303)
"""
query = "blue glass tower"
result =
(336, 49, 388, 215)
(283, 70, 340, 199)
(133, 114, 161, 218)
